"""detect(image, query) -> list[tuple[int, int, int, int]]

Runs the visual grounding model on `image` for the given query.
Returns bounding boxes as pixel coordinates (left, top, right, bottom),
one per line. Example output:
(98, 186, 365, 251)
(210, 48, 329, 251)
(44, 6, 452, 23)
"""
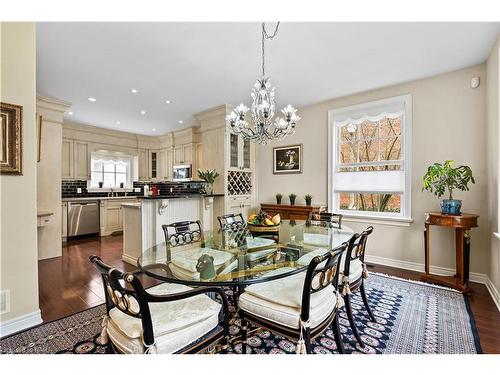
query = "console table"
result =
(260, 203, 323, 221)
(421, 212, 479, 294)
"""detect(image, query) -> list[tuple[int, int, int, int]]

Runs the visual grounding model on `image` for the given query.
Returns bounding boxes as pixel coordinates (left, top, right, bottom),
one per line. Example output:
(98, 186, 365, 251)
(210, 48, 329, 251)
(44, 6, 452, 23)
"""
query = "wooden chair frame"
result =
(90, 255, 229, 354)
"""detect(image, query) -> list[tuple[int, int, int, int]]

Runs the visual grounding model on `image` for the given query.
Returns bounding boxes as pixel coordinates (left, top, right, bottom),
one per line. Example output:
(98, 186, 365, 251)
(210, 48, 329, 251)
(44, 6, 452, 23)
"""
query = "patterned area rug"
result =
(0, 273, 481, 354)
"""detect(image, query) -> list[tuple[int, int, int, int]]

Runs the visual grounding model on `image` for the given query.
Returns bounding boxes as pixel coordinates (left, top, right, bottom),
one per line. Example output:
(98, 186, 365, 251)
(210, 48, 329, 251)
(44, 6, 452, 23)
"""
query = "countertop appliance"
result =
(67, 200, 100, 237)
(172, 164, 193, 182)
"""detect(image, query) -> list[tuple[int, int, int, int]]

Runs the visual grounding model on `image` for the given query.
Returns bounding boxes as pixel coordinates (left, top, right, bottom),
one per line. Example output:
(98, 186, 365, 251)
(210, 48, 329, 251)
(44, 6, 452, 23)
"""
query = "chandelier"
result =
(225, 22, 301, 145)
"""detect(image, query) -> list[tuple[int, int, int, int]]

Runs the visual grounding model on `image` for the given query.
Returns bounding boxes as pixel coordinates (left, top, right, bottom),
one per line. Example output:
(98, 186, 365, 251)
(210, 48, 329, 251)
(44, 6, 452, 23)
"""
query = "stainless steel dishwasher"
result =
(67, 200, 100, 237)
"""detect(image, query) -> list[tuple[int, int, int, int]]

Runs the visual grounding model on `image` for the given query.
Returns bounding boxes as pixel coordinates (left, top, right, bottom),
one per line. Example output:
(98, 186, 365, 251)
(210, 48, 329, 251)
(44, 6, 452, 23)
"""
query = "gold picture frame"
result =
(0, 102, 23, 175)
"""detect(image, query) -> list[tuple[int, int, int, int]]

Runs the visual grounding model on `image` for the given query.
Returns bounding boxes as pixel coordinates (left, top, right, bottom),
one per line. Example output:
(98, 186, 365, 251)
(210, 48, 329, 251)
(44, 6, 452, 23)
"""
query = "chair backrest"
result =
(307, 210, 343, 229)
(162, 220, 205, 250)
(89, 255, 155, 347)
(342, 226, 374, 276)
(300, 242, 348, 323)
(218, 213, 250, 248)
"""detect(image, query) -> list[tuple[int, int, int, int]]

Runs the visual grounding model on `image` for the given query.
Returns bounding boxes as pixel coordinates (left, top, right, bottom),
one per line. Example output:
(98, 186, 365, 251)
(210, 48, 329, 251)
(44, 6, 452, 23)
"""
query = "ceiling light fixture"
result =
(178, 120, 183, 124)
(116, 121, 121, 125)
(88, 97, 97, 102)
(225, 22, 300, 145)
(140, 110, 146, 115)
(152, 128, 156, 132)
(68, 111, 73, 115)
(131, 88, 138, 94)
(165, 100, 172, 104)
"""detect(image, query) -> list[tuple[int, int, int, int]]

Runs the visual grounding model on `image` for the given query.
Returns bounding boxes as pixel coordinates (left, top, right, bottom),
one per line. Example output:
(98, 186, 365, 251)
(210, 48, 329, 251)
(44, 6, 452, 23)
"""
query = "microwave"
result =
(172, 164, 193, 181)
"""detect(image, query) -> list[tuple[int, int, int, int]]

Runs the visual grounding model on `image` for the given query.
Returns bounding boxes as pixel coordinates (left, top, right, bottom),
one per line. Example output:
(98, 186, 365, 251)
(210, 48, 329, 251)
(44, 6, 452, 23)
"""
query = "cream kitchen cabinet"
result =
(173, 143, 195, 165)
(100, 198, 137, 236)
(138, 149, 149, 180)
(61, 202, 68, 241)
(62, 139, 90, 180)
(228, 133, 253, 172)
(195, 142, 203, 172)
(227, 195, 254, 219)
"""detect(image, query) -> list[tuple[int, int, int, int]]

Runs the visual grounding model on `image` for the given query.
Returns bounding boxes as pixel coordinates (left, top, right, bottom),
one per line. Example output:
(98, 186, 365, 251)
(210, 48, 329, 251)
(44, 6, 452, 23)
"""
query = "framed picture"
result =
(1, 102, 23, 175)
(273, 144, 302, 174)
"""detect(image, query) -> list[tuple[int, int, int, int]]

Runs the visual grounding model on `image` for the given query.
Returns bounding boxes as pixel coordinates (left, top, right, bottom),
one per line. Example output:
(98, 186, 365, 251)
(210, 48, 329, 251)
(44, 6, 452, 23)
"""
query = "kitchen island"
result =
(121, 194, 224, 265)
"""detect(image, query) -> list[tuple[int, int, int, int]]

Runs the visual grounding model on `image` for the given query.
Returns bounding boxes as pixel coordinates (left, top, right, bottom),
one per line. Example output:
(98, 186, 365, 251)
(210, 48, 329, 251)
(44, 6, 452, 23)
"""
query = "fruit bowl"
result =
(247, 211, 281, 234)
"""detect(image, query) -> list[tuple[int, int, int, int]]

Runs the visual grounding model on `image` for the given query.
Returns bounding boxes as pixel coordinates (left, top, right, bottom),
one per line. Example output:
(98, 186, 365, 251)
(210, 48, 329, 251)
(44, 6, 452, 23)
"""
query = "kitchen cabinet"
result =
(228, 134, 253, 171)
(138, 149, 149, 180)
(227, 195, 254, 219)
(61, 202, 68, 241)
(61, 138, 74, 179)
(74, 141, 90, 179)
(195, 143, 203, 172)
(174, 144, 195, 165)
(100, 198, 137, 236)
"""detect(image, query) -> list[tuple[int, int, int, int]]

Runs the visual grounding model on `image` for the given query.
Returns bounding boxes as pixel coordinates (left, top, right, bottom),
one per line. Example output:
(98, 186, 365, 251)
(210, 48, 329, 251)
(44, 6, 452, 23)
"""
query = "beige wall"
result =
(0, 23, 41, 332)
(257, 64, 490, 277)
(36, 97, 70, 260)
(486, 36, 500, 300)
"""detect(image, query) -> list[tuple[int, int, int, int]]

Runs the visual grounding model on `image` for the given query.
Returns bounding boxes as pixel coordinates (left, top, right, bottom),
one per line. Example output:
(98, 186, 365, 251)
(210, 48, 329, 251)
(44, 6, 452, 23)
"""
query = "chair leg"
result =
(239, 310, 248, 354)
(332, 314, 345, 354)
(344, 293, 365, 348)
(304, 327, 312, 354)
(360, 282, 376, 322)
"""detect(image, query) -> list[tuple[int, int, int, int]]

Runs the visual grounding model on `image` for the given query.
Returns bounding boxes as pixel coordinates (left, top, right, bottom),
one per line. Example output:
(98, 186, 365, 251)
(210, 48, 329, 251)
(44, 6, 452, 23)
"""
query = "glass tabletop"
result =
(138, 220, 354, 287)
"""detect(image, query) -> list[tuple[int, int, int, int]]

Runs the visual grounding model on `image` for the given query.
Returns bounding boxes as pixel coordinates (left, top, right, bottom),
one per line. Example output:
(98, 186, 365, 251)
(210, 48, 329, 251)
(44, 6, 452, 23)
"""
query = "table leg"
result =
(455, 228, 464, 285)
(424, 224, 430, 275)
(463, 230, 471, 286)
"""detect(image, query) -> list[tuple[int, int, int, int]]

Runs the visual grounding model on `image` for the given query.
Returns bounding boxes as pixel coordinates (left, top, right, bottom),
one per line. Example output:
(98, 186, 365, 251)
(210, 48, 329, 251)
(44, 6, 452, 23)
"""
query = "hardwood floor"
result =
(38, 235, 500, 353)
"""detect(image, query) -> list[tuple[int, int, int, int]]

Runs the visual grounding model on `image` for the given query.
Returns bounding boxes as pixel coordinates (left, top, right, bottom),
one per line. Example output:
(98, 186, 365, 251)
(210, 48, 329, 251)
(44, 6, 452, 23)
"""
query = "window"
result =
(328, 94, 412, 221)
(90, 153, 132, 188)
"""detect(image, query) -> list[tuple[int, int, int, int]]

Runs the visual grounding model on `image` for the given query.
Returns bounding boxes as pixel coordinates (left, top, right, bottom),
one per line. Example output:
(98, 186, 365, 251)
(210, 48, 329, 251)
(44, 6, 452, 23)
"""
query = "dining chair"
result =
(307, 210, 343, 229)
(162, 220, 205, 253)
(238, 242, 349, 354)
(89, 255, 229, 354)
(338, 226, 375, 348)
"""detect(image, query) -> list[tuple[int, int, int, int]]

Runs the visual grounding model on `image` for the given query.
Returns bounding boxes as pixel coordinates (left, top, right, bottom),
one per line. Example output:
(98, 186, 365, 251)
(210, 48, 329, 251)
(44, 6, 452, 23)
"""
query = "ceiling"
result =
(36, 22, 500, 135)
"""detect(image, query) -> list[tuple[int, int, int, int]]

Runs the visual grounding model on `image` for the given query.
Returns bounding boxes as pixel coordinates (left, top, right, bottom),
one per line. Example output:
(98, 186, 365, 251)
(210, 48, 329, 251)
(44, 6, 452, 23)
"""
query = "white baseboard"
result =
(365, 254, 487, 284)
(122, 253, 137, 266)
(485, 278, 500, 312)
(0, 309, 42, 338)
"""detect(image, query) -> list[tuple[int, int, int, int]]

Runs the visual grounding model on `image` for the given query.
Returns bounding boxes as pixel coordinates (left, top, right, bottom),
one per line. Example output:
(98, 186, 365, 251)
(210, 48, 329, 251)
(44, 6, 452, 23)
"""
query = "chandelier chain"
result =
(261, 22, 280, 77)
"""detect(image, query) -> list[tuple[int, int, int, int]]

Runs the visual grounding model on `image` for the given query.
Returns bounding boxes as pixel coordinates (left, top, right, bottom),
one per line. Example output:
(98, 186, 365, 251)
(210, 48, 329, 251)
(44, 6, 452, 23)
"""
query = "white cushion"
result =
(170, 247, 234, 272)
(303, 231, 353, 248)
(107, 282, 221, 353)
(238, 272, 338, 329)
(296, 248, 328, 266)
(339, 256, 363, 282)
(107, 310, 219, 354)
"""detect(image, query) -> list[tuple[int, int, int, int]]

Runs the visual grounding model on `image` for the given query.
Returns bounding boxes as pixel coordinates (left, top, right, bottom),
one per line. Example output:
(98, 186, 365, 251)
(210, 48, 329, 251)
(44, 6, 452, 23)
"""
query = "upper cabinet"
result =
(62, 138, 89, 180)
(228, 133, 253, 172)
(138, 149, 149, 180)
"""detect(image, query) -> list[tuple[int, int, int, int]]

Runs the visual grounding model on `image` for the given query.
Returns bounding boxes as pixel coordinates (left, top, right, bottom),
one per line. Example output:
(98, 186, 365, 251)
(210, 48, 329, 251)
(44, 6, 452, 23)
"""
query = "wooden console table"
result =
(421, 212, 479, 294)
(260, 203, 323, 221)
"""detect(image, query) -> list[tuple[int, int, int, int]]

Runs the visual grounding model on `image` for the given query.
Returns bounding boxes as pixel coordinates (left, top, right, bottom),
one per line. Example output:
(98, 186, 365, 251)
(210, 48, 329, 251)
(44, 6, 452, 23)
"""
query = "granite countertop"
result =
(62, 196, 140, 202)
(138, 193, 225, 199)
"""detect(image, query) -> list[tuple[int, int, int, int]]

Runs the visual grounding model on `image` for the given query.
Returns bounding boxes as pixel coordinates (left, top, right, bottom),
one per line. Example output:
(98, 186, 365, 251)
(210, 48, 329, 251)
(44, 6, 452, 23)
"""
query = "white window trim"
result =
(328, 94, 412, 224)
(88, 151, 134, 190)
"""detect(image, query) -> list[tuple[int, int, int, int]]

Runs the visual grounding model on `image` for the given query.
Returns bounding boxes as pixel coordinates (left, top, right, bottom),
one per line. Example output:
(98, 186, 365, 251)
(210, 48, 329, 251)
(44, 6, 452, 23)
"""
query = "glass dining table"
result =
(138, 220, 354, 287)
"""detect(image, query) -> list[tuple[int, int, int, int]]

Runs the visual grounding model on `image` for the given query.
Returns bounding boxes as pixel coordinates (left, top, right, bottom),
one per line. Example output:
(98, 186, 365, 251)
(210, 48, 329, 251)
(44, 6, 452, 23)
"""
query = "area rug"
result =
(0, 273, 481, 354)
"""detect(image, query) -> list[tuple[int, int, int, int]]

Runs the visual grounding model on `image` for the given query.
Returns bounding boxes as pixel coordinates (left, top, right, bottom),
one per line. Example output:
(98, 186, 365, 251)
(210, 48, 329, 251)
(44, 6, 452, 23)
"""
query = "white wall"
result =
(0, 22, 41, 335)
(257, 64, 490, 277)
(486, 36, 500, 305)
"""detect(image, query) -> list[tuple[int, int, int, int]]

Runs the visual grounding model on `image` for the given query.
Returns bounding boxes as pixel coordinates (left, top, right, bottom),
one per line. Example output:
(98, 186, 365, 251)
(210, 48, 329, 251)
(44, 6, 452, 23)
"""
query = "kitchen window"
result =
(90, 153, 132, 188)
(328, 94, 412, 222)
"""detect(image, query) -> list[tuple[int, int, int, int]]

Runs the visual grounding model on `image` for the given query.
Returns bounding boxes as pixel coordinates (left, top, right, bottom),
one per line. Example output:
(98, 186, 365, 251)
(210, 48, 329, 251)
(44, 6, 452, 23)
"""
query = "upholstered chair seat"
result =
(239, 272, 340, 329)
(106, 283, 222, 354)
(245, 237, 277, 261)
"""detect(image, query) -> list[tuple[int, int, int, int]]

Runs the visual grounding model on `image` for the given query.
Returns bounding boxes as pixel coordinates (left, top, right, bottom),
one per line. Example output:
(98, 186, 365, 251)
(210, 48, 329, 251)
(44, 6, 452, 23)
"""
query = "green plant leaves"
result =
(422, 160, 475, 199)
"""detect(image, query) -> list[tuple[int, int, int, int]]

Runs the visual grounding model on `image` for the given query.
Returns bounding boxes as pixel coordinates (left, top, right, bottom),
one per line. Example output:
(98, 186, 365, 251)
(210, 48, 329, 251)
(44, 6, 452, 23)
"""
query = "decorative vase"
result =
(305, 198, 312, 206)
(276, 196, 282, 204)
(441, 199, 462, 215)
(98, 181, 103, 188)
(289, 196, 296, 205)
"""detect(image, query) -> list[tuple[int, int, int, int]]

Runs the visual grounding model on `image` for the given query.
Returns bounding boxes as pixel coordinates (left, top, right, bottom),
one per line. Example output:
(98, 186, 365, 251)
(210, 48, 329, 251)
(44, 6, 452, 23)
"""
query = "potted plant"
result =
(304, 194, 313, 206)
(422, 160, 475, 215)
(276, 193, 283, 205)
(98, 181, 103, 188)
(197, 169, 220, 195)
(289, 193, 297, 206)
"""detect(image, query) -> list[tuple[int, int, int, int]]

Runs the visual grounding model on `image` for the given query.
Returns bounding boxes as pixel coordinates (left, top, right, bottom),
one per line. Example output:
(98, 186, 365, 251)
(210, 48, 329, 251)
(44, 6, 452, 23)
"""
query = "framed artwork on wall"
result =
(273, 144, 302, 174)
(0, 102, 23, 175)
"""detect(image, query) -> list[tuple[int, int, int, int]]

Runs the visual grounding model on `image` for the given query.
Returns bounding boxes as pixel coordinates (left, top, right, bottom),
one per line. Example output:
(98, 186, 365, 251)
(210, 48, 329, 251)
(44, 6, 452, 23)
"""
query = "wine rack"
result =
(227, 171, 252, 195)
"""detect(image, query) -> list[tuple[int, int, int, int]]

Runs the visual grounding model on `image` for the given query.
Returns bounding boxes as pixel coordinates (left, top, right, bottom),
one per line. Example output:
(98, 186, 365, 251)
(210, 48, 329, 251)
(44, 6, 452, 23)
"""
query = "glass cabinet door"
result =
(230, 134, 239, 168)
(243, 139, 251, 169)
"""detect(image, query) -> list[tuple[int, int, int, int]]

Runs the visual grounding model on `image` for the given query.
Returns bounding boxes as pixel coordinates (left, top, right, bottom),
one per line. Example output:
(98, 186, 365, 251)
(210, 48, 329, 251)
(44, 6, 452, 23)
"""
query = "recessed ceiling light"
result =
(165, 100, 172, 104)
(68, 111, 73, 115)
(152, 128, 156, 132)
(116, 121, 121, 125)
(131, 88, 138, 94)
(140, 110, 146, 115)
(88, 97, 97, 102)
(178, 120, 183, 124)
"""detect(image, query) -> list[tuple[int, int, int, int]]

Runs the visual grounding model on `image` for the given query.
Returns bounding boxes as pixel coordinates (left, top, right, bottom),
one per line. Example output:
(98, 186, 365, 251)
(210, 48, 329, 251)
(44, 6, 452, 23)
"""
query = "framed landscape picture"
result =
(273, 144, 302, 174)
